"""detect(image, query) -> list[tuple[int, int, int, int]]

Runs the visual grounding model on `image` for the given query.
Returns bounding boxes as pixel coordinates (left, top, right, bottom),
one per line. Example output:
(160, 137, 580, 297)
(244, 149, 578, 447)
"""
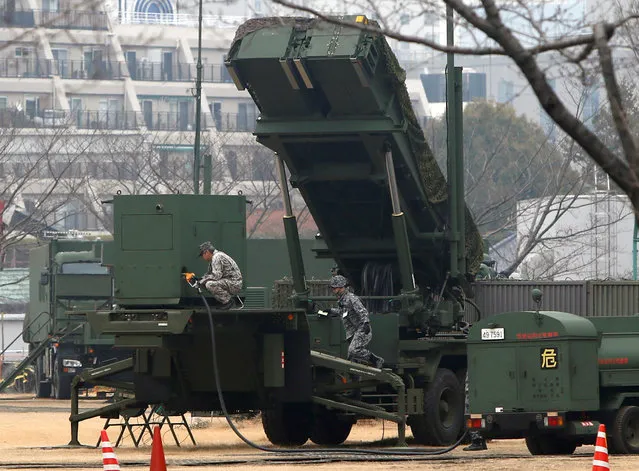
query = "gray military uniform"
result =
(200, 250, 243, 304)
(335, 291, 377, 365)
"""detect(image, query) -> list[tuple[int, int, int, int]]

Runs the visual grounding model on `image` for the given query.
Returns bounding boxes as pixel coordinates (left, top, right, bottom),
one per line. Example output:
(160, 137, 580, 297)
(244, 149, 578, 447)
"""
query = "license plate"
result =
(66, 368, 77, 373)
(481, 327, 505, 341)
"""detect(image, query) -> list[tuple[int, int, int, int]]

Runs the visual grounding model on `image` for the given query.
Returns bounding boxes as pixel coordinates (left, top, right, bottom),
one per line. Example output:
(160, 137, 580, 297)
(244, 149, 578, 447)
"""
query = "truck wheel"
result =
(525, 435, 576, 455)
(53, 361, 71, 400)
(310, 406, 353, 445)
(34, 358, 51, 399)
(611, 405, 639, 454)
(261, 402, 311, 446)
(409, 368, 463, 446)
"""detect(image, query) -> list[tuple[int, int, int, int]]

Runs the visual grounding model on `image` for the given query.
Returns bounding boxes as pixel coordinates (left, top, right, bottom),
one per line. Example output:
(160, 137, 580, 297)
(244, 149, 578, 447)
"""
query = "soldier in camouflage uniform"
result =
(328, 275, 384, 368)
(198, 241, 243, 309)
(463, 371, 488, 451)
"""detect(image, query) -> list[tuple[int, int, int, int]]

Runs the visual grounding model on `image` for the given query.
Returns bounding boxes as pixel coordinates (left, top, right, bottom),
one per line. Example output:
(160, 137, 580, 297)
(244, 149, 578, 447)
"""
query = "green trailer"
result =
(466, 294, 639, 454)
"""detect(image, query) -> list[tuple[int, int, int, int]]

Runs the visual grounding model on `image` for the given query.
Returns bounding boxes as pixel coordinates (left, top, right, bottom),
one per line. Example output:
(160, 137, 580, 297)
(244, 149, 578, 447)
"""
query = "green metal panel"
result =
(369, 313, 400, 365)
(468, 311, 600, 414)
(263, 334, 285, 388)
(122, 214, 174, 250)
(55, 274, 111, 298)
(112, 194, 246, 306)
(245, 239, 334, 287)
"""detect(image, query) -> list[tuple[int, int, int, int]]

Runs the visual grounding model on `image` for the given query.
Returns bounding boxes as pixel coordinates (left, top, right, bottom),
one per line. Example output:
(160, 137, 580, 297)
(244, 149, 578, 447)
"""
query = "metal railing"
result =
(0, 9, 108, 30)
(54, 60, 125, 80)
(0, 109, 257, 132)
(116, 11, 246, 28)
(213, 112, 256, 132)
(0, 109, 139, 130)
(130, 61, 233, 83)
(142, 111, 209, 131)
(0, 58, 52, 78)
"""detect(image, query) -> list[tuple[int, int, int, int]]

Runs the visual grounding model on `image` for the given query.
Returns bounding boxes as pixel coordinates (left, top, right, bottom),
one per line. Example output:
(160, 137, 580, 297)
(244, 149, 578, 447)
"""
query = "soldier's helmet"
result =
(198, 241, 215, 256)
(330, 275, 348, 288)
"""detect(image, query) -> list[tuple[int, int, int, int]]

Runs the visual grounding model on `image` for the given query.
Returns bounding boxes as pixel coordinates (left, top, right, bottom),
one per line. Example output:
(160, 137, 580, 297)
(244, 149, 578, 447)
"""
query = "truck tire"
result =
(34, 358, 51, 399)
(261, 402, 311, 446)
(525, 435, 576, 455)
(53, 361, 71, 400)
(310, 406, 353, 445)
(409, 368, 463, 446)
(611, 405, 639, 454)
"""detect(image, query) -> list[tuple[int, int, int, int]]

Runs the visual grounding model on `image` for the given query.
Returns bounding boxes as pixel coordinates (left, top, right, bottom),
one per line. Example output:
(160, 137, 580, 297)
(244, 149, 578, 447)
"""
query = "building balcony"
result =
(0, 109, 140, 130)
(213, 112, 256, 132)
(55, 60, 124, 80)
(143, 111, 209, 131)
(130, 61, 233, 83)
(0, 109, 257, 132)
(0, 58, 52, 78)
(0, 9, 108, 30)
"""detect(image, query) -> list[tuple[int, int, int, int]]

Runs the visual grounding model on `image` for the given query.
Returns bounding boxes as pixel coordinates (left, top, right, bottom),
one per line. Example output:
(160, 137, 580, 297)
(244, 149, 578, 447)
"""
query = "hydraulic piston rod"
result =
(384, 144, 417, 293)
(275, 154, 309, 307)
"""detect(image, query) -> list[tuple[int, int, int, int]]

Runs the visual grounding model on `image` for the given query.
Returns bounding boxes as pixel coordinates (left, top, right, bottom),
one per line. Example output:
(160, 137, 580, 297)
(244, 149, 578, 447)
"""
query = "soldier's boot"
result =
(369, 352, 384, 369)
(463, 433, 487, 451)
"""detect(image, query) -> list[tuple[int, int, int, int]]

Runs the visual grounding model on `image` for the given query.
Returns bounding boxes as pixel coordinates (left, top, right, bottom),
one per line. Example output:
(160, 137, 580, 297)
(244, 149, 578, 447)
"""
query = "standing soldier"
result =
(328, 275, 384, 368)
(197, 241, 243, 310)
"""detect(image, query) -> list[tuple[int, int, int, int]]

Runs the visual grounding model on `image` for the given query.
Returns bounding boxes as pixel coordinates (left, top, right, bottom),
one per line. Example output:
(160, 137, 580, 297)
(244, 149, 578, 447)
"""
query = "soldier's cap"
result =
(330, 275, 348, 288)
(198, 241, 215, 256)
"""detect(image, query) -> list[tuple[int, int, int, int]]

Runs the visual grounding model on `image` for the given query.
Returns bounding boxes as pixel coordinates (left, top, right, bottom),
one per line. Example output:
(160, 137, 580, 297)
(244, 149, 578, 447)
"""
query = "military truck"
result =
(22, 238, 122, 399)
(70, 15, 483, 448)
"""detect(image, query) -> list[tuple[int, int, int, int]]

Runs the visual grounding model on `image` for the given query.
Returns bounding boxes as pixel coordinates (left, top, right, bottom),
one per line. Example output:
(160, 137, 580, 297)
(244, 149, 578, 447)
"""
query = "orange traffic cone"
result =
(100, 430, 121, 471)
(150, 426, 167, 471)
(592, 423, 610, 470)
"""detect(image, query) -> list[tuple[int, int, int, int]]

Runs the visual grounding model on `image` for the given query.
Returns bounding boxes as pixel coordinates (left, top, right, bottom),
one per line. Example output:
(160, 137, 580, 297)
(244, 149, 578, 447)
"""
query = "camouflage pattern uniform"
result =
(329, 276, 383, 368)
(199, 248, 243, 305)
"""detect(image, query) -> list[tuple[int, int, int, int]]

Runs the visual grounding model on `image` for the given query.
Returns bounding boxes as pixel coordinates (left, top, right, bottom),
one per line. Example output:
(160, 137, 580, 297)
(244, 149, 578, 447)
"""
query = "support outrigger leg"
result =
(68, 358, 137, 447)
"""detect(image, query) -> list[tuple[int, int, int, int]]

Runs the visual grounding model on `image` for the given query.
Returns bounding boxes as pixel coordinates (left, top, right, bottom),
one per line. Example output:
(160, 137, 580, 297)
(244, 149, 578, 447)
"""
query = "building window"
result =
(0, 97, 7, 109)
(583, 86, 600, 127)
(498, 79, 514, 103)
(15, 47, 32, 57)
(134, 0, 174, 16)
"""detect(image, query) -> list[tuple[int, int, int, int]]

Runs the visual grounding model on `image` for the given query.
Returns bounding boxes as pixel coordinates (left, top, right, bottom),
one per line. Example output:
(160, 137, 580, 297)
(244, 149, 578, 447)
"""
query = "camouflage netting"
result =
(230, 17, 484, 275)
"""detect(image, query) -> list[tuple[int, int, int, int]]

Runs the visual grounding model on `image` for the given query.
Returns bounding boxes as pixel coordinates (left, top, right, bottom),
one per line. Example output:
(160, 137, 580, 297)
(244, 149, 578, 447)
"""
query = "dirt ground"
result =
(0, 392, 637, 470)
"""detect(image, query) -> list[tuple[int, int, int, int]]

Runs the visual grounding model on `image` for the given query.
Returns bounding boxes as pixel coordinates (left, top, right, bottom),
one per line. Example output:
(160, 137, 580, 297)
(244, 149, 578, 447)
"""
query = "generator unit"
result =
(467, 300, 639, 455)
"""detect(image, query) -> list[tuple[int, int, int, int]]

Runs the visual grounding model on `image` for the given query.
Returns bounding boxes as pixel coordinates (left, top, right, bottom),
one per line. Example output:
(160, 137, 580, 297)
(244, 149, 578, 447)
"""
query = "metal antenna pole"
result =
(193, 0, 204, 195)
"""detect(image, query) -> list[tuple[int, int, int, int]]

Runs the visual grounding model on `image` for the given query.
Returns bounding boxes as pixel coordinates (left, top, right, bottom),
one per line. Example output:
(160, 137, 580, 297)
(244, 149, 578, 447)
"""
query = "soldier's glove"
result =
(184, 272, 200, 288)
(317, 310, 329, 317)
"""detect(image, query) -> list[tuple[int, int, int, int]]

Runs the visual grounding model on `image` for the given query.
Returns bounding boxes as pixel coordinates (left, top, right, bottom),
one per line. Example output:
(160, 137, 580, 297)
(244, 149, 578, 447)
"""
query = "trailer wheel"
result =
(525, 435, 576, 455)
(261, 402, 311, 446)
(53, 360, 71, 400)
(310, 405, 353, 445)
(410, 368, 463, 446)
(611, 405, 639, 454)
(34, 357, 51, 399)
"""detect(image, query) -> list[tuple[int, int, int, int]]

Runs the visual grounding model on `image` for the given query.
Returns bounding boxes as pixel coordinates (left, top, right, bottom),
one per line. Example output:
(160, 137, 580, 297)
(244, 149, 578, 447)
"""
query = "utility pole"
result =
(192, 0, 204, 194)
